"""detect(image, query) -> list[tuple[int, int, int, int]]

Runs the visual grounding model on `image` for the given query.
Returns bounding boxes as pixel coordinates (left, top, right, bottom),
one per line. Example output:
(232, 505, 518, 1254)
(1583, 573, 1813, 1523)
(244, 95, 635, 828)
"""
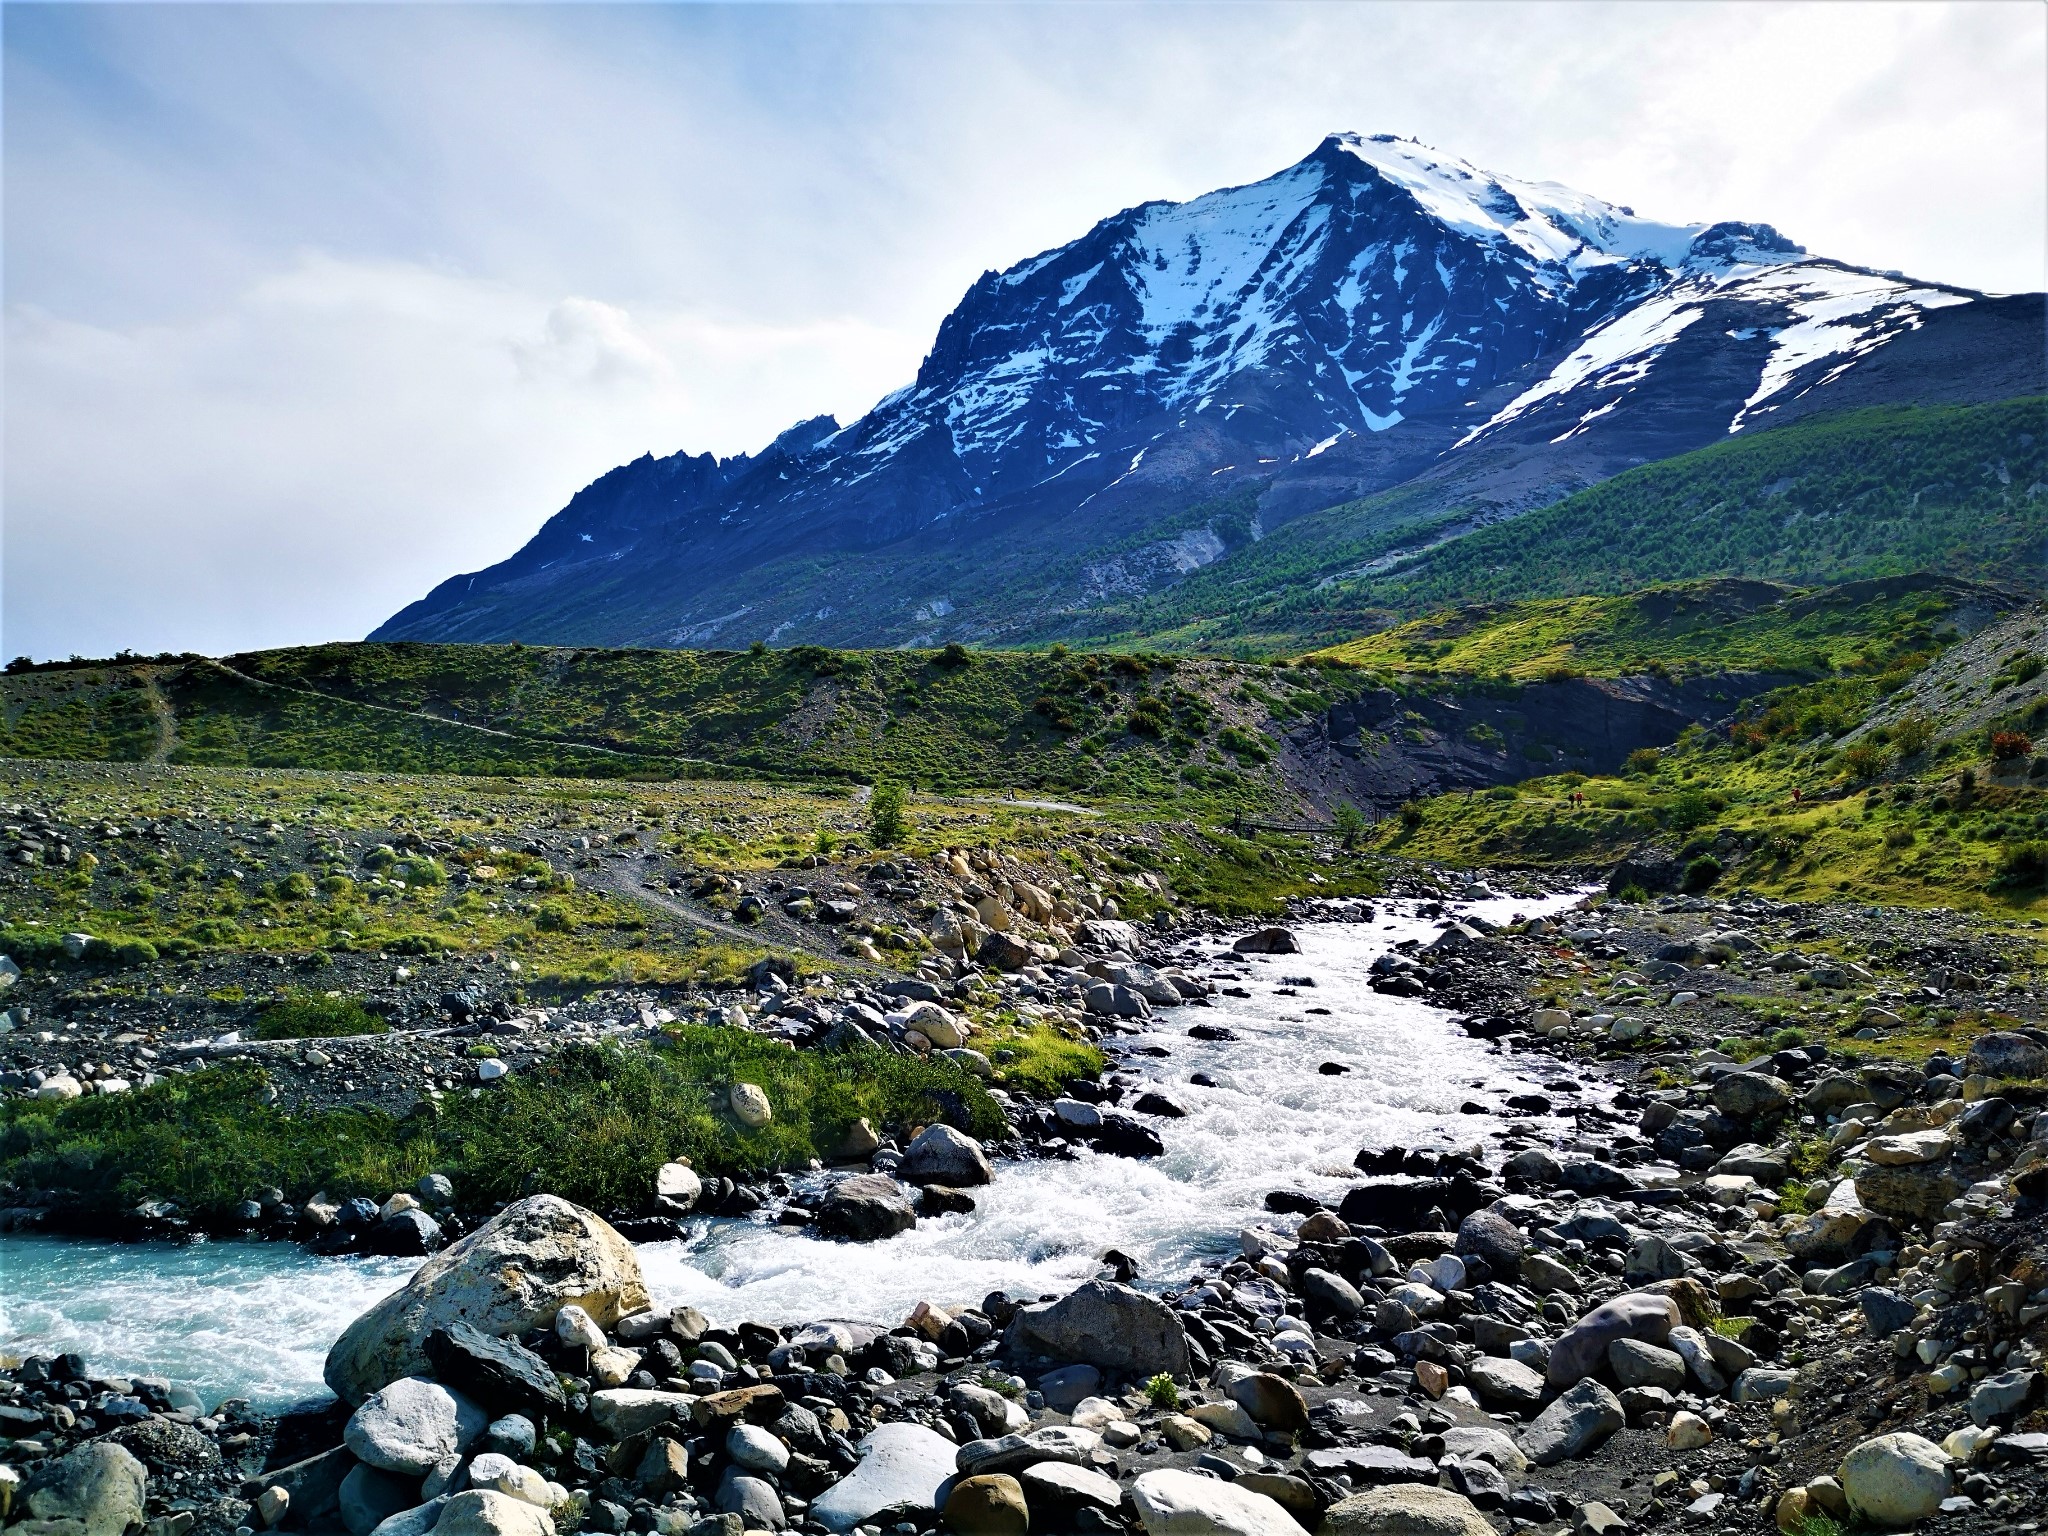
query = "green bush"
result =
(868, 781, 908, 846)
(399, 857, 446, 887)
(0, 928, 70, 968)
(277, 872, 315, 901)
(534, 903, 578, 933)
(254, 994, 390, 1040)
(1995, 841, 2048, 891)
(110, 940, 158, 967)
(1682, 854, 1724, 892)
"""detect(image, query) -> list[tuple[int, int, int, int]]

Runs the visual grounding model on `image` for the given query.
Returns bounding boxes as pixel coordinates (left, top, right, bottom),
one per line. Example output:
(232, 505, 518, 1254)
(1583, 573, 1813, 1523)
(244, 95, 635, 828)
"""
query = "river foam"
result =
(1, 891, 1582, 1408)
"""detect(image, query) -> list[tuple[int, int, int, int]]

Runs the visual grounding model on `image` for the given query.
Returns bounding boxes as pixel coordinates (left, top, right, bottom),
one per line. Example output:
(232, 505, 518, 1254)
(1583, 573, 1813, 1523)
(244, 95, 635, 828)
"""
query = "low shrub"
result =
(254, 994, 390, 1040)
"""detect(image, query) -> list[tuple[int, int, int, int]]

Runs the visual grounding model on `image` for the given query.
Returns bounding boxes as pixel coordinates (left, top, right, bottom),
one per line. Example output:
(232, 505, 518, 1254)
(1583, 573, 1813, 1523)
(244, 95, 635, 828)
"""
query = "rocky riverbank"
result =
(6, 881, 2047, 1536)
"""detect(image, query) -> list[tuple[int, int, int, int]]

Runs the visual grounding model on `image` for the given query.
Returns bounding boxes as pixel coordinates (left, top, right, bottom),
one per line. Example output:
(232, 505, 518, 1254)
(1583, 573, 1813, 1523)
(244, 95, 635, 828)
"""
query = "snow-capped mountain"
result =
(375, 134, 2040, 649)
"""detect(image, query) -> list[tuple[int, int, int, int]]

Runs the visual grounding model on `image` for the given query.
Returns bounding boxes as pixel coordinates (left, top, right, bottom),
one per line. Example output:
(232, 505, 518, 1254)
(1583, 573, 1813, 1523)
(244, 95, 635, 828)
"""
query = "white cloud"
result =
(3, 1, 2041, 659)
(2, 255, 920, 659)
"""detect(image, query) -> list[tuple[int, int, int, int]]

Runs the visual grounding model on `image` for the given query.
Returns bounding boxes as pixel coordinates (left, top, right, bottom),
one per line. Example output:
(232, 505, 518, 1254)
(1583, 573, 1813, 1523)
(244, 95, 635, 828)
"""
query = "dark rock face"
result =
(816, 1175, 918, 1242)
(422, 1323, 568, 1419)
(372, 136, 2040, 653)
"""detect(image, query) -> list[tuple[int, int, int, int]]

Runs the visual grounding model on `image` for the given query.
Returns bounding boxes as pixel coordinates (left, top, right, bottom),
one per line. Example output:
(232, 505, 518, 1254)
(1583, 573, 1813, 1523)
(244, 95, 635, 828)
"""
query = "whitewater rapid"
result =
(0, 892, 1582, 1408)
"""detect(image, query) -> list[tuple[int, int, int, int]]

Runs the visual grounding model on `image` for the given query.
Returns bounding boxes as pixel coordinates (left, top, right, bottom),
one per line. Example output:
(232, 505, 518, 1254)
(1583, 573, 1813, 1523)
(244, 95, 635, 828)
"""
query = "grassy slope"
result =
(4, 647, 1351, 810)
(1310, 576, 1973, 683)
(1372, 597, 2048, 914)
(1105, 398, 2048, 653)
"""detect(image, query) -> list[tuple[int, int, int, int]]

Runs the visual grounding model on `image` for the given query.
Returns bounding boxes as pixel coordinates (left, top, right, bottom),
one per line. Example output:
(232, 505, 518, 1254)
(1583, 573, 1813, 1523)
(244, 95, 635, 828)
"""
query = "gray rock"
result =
(1711, 1071, 1793, 1118)
(714, 1468, 784, 1530)
(1968, 1369, 2037, 1426)
(1017, 1461, 1123, 1519)
(368, 1499, 448, 1536)
(482, 1416, 536, 1459)
(1232, 928, 1301, 955)
(1964, 1032, 2048, 1080)
(1521, 1381, 1625, 1466)
(1467, 1356, 1546, 1412)
(808, 1422, 958, 1533)
(956, 1425, 1101, 1477)
(1855, 1161, 1969, 1223)
(1302, 1446, 1436, 1485)
(816, 1174, 916, 1241)
(587, 1389, 694, 1438)
(1622, 1235, 1688, 1283)
(1607, 1339, 1686, 1391)
(341, 1464, 421, 1536)
(326, 1195, 647, 1406)
(1130, 1468, 1306, 1533)
(1301, 1268, 1366, 1318)
(1546, 1293, 1678, 1386)
(726, 1423, 791, 1474)
(1731, 1368, 1796, 1402)
(1321, 1483, 1495, 1536)
(1504, 1149, 1561, 1185)
(431, 1491, 553, 1536)
(1860, 1290, 1918, 1339)
(1455, 1208, 1526, 1273)
(346, 1377, 489, 1476)
(898, 1125, 992, 1187)
(1035, 1364, 1101, 1411)
(1003, 1280, 1188, 1377)
(1840, 1433, 1952, 1525)
(1439, 1426, 1528, 1474)
(17, 1442, 148, 1536)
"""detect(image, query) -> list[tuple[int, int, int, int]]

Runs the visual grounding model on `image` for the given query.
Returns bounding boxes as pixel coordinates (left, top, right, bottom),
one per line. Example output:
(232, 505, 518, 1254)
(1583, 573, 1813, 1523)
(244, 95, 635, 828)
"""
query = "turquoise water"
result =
(2, 893, 1583, 1410)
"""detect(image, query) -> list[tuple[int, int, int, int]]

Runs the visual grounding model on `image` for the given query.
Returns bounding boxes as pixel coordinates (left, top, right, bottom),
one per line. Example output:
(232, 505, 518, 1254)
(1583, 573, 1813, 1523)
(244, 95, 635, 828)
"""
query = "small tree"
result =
(1331, 800, 1369, 849)
(868, 781, 908, 846)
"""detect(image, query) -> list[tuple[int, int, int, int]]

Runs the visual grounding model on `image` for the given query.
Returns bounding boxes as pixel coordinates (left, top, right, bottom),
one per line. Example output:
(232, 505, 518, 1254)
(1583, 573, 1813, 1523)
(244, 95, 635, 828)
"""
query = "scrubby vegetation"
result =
(0, 1031, 1004, 1220)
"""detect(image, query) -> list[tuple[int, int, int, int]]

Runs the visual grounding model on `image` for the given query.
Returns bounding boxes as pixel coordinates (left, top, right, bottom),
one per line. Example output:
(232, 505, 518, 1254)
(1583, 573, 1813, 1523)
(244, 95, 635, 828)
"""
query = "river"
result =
(0, 890, 1584, 1409)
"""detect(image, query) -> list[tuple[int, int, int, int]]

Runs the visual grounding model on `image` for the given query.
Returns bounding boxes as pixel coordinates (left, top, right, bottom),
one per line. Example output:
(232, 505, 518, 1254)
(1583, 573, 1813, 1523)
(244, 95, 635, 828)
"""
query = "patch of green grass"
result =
(0, 1031, 1005, 1219)
(252, 993, 390, 1040)
(981, 1016, 1104, 1097)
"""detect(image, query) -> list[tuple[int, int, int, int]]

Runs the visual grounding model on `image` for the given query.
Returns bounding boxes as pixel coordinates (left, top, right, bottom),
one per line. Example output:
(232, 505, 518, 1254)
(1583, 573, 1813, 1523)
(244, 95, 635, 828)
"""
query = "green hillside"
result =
(1, 645, 1343, 808)
(1104, 397, 2048, 653)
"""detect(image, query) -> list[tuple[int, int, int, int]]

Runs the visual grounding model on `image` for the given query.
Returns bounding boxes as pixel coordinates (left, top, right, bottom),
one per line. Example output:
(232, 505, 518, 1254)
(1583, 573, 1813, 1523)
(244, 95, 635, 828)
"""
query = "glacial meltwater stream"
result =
(0, 892, 1586, 1409)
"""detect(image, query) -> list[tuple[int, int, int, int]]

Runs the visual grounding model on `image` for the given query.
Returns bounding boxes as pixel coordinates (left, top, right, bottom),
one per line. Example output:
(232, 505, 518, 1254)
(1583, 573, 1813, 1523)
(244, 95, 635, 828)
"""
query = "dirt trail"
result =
(140, 672, 178, 765)
(589, 857, 888, 976)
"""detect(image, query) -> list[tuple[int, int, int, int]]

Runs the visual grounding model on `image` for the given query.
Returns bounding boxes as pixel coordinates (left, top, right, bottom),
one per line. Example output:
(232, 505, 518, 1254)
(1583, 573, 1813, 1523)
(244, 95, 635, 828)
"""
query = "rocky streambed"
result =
(6, 887, 2048, 1536)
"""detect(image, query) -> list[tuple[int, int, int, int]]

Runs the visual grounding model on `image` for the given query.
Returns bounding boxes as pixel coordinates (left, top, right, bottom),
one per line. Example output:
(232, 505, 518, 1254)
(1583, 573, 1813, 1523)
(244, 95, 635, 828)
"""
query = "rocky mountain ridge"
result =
(370, 133, 2038, 648)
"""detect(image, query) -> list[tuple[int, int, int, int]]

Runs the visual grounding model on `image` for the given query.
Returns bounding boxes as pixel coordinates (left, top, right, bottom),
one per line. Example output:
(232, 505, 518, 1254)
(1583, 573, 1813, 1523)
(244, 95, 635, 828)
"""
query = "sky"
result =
(4, 1, 2044, 662)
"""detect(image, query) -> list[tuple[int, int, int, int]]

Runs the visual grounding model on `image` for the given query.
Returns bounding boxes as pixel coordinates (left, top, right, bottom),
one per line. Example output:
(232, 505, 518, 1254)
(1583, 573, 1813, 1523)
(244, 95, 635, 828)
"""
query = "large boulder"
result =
(1521, 1381, 1624, 1466)
(15, 1442, 148, 1536)
(1546, 1293, 1679, 1386)
(1467, 1357, 1545, 1412)
(899, 1125, 993, 1187)
(1005, 1280, 1189, 1378)
(431, 1489, 554, 1536)
(1321, 1485, 1495, 1536)
(942, 1474, 1029, 1536)
(1455, 1208, 1525, 1273)
(1964, 1032, 2048, 1081)
(1128, 1468, 1307, 1534)
(345, 1377, 489, 1476)
(1855, 1161, 1969, 1224)
(1232, 928, 1301, 955)
(325, 1196, 647, 1405)
(816, 1174, 917, 1241)
(1839, 1433, 1952, 1526)
(1711, 1072, 1793, 1118)
(808, 1422, 958, 1533)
